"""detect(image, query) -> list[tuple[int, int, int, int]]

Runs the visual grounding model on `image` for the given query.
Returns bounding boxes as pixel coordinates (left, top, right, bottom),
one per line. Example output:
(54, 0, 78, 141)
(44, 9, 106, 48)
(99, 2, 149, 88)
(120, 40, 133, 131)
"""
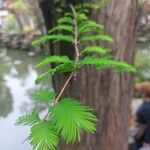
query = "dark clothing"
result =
(135, 101, 150, 150)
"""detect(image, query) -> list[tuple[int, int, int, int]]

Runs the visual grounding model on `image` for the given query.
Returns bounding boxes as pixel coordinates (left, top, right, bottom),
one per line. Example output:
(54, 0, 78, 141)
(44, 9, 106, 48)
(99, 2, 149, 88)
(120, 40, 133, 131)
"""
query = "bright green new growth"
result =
(49, 98, 97, 143)
(29, 121, 59, 150)
(16, 110, 40, 126)
(48, 25, 73, 33)
(82, 57, 136, 72)
(30, 90, 56, 103)
(16, 4, 136, 150)
(36, 56, 72, 68)
(81, 46, 109, 55)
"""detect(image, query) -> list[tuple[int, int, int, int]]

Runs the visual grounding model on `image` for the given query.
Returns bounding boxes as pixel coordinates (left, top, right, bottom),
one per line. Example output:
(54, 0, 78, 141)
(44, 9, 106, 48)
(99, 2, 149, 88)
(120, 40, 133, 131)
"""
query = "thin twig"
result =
(42, 73, 74, 120)
(54, 73, 74, 103)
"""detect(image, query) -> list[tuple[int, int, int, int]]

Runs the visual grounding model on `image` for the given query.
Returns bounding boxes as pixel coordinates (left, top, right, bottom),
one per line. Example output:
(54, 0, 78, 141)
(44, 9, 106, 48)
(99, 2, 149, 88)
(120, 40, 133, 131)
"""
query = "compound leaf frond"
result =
(16, 111, 40, 126)
(32, 35, 51, 46)
(29, 121, 59, 150)
(49, 98, 97, 143)
(80, 35, 114, 43)
(35, 69, 56, 85)
(30, 90, 56, 103)
(35, 61, 81, 84)
(57, 17, 73, 24)
(48, 25, 73, 34)
(55, 61, 82, 73)
(32, 35, 73, 46)
(78, 21, 104, 34)
(77, 13, 88, 22)
(64, 12, 73, 17)
(36, 56, 72, 68)
(81, 46, 109, 55)
(82, 57, 136, 73)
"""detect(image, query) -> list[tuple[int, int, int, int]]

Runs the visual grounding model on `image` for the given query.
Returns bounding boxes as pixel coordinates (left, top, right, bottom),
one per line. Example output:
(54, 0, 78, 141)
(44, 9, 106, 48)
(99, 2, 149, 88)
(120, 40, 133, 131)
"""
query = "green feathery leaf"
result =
(16, 111, 40, 126)
(49, 98, 97, 143)
(30, 90, 56, 103)
(29, 121, 59, 150)
(78, 21, 104, 34)
(77, 13, 88, 21)
(35, 61, 81, 84)
(36, 56, 72, 68)
(57, 17, 73, 24)
(55, 61, 82, 73)
(32, 34, 73, 46)
(79, 28, 98, 34)
(35, 69, 56, 85)
(32, 35, 51, 46)
(80, 35, 114, 43)
(51, 34, 73, 42)
(81, 46, 109, 55)
(76, 6, 89, 14)
(64, 12, 73, 17)
(48, 25, 73, 34)
(82, 57, 136, 73)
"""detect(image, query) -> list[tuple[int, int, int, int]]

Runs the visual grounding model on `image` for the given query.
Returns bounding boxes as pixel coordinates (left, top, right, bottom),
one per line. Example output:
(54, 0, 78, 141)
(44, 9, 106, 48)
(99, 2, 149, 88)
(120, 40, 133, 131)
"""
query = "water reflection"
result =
(0, 82, 13, 118)
(0, 48, 52, 150)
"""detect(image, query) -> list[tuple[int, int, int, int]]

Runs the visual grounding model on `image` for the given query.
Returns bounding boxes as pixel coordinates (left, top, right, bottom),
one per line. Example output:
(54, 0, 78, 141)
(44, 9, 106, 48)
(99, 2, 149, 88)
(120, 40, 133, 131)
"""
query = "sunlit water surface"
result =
(0, 49, 52, 150)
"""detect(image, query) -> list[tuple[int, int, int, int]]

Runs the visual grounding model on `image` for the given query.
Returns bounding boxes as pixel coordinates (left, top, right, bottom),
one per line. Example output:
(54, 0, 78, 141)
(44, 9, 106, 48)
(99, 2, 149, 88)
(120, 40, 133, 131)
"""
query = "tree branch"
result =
(70, 4, 80, 60)
(54, 4, 80, 103)
(54, 73, 74, 103)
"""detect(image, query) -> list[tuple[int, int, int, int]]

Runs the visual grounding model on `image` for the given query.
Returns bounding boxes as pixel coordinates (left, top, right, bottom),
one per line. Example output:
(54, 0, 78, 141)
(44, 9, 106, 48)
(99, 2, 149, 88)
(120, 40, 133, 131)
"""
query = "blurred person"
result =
(134, 82, 150, 150)
(129, 114, 138, 150)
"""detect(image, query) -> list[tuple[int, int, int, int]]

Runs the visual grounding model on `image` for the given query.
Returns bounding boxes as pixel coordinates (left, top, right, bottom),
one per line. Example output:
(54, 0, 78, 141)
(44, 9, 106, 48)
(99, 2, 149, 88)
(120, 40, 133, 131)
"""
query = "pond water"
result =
(0, 49, 52, 150)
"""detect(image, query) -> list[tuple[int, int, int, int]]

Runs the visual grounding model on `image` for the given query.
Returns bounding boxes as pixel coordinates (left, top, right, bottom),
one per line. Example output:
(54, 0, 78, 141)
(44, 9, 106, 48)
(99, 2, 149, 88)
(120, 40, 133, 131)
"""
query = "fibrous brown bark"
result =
(39, 0, 138, 150)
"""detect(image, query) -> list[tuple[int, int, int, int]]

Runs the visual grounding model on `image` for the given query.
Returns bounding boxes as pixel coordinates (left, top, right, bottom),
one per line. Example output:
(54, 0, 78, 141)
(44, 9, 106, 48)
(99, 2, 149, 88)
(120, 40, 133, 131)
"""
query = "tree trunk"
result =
(39, 0, 138, 150)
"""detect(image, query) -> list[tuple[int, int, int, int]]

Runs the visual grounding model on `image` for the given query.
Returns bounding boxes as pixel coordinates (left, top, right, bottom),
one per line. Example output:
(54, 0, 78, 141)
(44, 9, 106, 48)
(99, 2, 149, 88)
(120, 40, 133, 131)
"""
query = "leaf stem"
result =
(70, 4, 80, 60)
(54, 73, 74, 103)
(54, 5, 80, 103)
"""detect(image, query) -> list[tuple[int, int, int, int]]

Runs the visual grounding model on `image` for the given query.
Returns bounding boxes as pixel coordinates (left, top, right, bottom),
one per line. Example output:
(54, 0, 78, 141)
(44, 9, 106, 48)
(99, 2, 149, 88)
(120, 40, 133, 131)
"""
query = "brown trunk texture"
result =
(40, 0, 138, 150)
(56, 1, 138, 150)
